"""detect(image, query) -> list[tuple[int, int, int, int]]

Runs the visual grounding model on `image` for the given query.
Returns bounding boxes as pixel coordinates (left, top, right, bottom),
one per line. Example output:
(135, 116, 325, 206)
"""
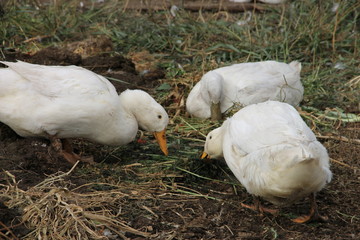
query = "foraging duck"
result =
(0, 61, 169, 164)
(186, 61, 303, 120)
(201, 101, 332, 223)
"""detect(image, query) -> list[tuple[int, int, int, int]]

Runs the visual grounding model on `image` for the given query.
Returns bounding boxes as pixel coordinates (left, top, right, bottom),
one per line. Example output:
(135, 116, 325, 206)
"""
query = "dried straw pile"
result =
(0, 163, 153, 240)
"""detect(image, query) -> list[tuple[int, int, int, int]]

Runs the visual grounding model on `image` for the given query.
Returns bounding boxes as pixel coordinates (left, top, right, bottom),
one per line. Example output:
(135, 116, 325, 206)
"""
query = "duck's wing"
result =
(227, 101, 315, 154)
(218, 61, 303, 106)
(0, 61, 117, 99)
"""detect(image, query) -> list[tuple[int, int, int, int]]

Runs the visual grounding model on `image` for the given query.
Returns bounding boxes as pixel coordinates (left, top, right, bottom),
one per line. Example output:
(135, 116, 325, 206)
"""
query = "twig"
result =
(316, 135, 360, 145)
(167, 186, 217, 200)
(178, 117, 207, 138)
(142, 205, 159, 219)
(176, 167, 239, 186)
(330, 158, 358, 170)
(122, 0, 129, 12)
(23, 35, 51, 43)
(336, 210, 360, 221)
(0, 221, 19, 240)
(105, 76, 131, 85)
(32, 161, 79, 189)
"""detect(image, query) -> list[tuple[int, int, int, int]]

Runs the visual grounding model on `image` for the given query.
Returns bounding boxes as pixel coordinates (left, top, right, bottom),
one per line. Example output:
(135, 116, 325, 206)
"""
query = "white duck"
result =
(0, 61, 169, 164)
(201, 101, 332, 223)
(186, 61, 303, 120)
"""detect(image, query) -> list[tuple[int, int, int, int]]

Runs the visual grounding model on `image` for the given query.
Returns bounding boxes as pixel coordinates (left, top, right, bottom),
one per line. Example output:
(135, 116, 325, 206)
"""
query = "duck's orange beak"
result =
(154, 129, 168, 156)
(200, 152, 210, 159)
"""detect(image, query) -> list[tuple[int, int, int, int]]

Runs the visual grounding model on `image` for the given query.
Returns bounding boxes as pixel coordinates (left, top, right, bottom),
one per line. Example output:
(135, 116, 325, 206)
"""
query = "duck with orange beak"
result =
(0, 61, 169, 164)
(201, 101, 331, 223)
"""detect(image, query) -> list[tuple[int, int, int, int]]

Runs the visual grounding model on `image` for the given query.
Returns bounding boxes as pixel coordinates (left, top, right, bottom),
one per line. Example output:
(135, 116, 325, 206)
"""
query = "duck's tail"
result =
(261, 142, 332, 205)
(289, 61, 302, 73)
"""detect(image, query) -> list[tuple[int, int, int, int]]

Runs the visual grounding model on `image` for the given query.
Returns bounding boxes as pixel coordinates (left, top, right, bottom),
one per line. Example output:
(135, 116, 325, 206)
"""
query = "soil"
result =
(0, 46, 359, 239)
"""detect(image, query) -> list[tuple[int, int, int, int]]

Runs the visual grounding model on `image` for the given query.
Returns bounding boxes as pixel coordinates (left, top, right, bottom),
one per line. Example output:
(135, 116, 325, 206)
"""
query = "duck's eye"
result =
(158, 115, 162, 119)
(209, 136, 212, 140)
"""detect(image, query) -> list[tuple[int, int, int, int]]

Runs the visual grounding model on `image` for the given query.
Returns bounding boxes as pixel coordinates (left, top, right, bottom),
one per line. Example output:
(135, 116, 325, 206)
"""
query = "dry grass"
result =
(0, 163, 155, 239)
(1, 160, 222, 239)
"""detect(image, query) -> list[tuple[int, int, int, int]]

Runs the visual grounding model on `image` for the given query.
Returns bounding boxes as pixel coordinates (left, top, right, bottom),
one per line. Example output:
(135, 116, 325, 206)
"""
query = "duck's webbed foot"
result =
(241, 196, 278, 216)
(292, 193, 328, 223)
(292, 213, 328, 223)
(61, 150, 95, 165)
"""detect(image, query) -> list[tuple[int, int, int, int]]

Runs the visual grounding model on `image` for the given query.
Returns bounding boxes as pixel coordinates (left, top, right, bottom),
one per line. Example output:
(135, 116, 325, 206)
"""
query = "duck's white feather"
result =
(0, 61, 168, 147)
(187, 61, 303, 119)
(1, 61, 116, 98)
(227, 101, 314, 152)
(204, 101, 332, 206)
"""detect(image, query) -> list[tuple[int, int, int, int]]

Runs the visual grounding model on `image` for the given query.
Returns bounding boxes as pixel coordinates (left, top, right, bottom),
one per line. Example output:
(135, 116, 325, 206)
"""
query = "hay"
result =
(0, 163, 152, 240)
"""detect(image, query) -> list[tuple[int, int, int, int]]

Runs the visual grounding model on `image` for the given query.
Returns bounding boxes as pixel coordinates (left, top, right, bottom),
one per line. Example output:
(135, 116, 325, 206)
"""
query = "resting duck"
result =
(0, 61, 169, 164)
(186, 61, 303, 120)
(201, 101, 332, 223)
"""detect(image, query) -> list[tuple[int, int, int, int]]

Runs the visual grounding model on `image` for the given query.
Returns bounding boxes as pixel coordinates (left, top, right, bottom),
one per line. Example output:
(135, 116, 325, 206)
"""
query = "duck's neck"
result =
(203, 71, 223, 104)
(217, 124, 227, 158)
(217, 120, 231, 157)
(94, 98, 139, 146)
(210, 102, 222, 121)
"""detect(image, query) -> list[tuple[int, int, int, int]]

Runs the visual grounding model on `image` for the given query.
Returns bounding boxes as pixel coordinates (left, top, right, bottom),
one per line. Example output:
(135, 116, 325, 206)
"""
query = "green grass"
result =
(1, 0, 358, 111)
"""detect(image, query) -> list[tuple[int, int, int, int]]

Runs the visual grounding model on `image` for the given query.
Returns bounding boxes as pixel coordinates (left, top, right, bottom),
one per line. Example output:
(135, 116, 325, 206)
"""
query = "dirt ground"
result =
(0, 46, 359, 239)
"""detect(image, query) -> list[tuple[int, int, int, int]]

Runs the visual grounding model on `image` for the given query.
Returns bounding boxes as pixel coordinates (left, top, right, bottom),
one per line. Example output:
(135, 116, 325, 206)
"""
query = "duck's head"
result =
(120, 89, 169, 155)
(201, 127, 224, 160)
(201, 71, 224, 120)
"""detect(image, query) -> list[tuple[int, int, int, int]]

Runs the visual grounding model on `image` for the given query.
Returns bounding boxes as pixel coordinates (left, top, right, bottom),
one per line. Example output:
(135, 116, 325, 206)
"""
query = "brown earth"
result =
(0, 46, 359, 239)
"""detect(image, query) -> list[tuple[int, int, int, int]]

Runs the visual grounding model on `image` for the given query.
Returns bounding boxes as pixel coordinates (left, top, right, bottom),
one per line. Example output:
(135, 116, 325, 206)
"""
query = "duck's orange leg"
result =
(241, 196, 278, 215)
(49, 136, 94, 165)
(61, 139, 94, 164)
(292, 193, 328, 223)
